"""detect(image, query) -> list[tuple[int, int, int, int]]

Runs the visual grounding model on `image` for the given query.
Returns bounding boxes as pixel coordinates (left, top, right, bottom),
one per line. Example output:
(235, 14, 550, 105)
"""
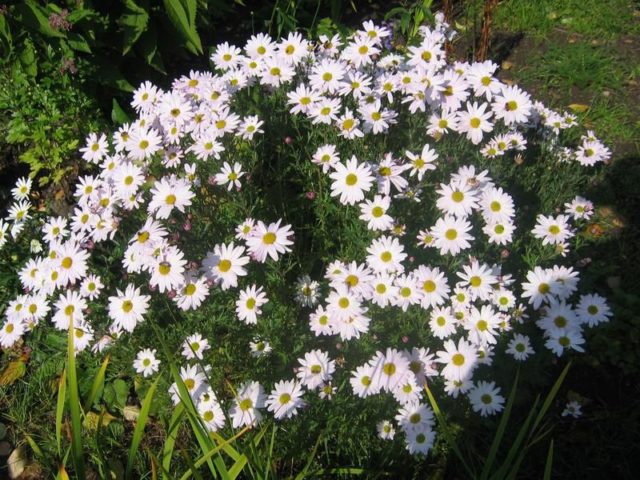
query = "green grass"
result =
(489, 1, 640, 157)
(494, 0, 640, 39)
(520, 43, 623, 92)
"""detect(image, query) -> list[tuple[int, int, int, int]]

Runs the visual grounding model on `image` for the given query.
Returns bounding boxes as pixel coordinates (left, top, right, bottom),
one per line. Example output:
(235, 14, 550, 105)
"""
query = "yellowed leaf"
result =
(0, 359, 26, 386)
(57, 465, 70, 480)
(82, 411, 117, 431)
(123, 405, 141, 422)
(568, 103, 589, 113)
(8, 446, 27, 479)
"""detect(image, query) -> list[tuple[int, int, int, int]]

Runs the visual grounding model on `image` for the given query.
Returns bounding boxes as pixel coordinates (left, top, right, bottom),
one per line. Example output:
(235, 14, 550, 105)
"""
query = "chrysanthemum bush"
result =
(0, 13, 614, 473)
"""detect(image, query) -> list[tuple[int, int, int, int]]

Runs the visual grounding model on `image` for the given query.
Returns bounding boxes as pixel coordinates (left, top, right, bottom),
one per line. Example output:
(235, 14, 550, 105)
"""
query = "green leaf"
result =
(121, 0, 150, 55)
(0, 14, 12, 59)
(95, 63, 135, 92)
(18, 42, 37, 77)
(66, 32, 92, 53)
(111, 99, 131, 125)
(126, 375, 161, 479)
(137, 22, 166, 74)
(84, 354, 110, 411)
(14, 1, 66, 38)
(113, 378, 129, 407)
(180, 0, 197, 28)
(163, 0, 202, 54)
(67, 317, 85, 478)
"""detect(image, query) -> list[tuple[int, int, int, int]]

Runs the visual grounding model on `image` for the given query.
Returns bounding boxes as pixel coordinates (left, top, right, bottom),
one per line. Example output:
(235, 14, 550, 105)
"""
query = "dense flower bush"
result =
(0, 13, 612, 460)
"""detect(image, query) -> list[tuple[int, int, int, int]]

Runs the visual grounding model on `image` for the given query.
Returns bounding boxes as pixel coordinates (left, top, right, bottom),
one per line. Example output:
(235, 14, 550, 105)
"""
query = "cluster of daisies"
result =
(0, 14, 612, 457)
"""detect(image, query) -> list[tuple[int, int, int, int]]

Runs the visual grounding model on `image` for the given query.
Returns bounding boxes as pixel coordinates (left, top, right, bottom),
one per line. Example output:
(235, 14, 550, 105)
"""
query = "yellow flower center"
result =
(451, 191, 464, 202)
(452, 353, 465, 366)
(371, 206, 384, 218)
(263, 232, 276, 244)
(423, 280, 436, 293)
(383, 362, 396, 376)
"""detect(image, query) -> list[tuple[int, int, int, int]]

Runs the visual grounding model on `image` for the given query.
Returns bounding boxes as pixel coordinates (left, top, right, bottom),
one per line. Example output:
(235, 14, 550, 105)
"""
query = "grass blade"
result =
(226, 454, 248, 480)
(56, 368, 67, 455)
(295, 431, 324, 480)
(153, 322, 221, 478)
(531, 362, 571, 434)
(543, 439, 554, 480)
(211, 431, 244, 463)
(481, 369, 519, 480)
(490, 396, 539, 480)
(181, 448, 205, 480)
(150, 450, 177, 480)
(67, 316, 85, 478)
(126, 375, 161, 478)
(178, 427, 249, 480)
(84, 354, 110, 411)
(25, 434, 44, 461)
(264, 424, 277, 480)
(163, 403, 185, 477)
(424, 384, 475, 479)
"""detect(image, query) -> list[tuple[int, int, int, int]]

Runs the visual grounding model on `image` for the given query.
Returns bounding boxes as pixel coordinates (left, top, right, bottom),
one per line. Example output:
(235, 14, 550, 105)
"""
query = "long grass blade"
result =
(150, 450, 177, 480)
(264, 424, 277, 480)
(84, 354, 110, 411)
(424, 384, 475, 479)
(211, 431, 244, 462)
(163, 403, 185, 477)
(25, 434, 44, 458)
(153, 323, 221, 478)
(67, 316, 85, 478)
(181, 448, 205, 480)
(490, 396, 540, 480)
(178, 427, 249, 480)
(227, 455, 249, 480)
(311, 467, 365, 475)
(295, 431, 325, 480)
(543, 439, 554, 480)
(481, 369, 519, 480)
(56, 368, 67, 455)
(531, 362, 571, 434)
(126, 375, 161, 478)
